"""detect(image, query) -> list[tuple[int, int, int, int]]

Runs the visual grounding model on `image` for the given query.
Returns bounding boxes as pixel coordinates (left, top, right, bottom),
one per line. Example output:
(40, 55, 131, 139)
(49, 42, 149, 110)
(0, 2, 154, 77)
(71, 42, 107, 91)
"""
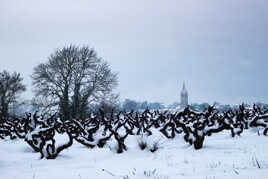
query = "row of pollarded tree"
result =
(1, 104, 268, 159)
(0, 45, 119, 120)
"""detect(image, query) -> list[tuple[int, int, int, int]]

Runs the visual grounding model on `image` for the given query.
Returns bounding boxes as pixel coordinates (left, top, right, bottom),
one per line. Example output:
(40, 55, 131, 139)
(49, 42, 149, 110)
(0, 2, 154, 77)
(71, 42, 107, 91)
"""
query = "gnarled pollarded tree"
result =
(0, 70, 26, 119)
(31, 45, 118, 120)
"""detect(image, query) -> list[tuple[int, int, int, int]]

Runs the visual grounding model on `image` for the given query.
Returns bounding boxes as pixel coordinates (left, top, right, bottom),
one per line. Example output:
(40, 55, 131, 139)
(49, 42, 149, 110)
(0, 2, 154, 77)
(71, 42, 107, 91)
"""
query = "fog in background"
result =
(1, 0, 267, 105)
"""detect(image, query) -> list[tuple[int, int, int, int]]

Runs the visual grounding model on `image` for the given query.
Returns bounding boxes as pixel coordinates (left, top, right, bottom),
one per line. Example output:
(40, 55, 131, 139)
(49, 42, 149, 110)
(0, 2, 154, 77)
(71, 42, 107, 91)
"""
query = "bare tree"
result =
(0, 70, 26, 119)
(31, 45, 118, 120)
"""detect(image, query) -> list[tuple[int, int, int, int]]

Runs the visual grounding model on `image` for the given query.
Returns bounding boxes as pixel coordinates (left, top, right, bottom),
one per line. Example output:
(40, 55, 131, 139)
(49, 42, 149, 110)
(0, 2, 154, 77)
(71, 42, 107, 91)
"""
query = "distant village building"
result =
(180, 82, 188, 108)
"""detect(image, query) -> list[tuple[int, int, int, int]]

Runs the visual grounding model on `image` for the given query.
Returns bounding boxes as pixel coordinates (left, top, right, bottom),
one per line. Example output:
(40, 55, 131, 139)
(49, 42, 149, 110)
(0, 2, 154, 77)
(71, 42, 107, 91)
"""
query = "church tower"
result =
(180, 82, 188, 108)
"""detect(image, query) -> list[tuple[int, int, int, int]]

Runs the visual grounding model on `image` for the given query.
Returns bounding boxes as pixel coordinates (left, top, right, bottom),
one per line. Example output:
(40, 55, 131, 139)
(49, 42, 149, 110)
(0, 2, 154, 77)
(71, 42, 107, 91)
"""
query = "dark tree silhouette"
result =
(0, 70, 26, 119)
(31, 45, 118, 120)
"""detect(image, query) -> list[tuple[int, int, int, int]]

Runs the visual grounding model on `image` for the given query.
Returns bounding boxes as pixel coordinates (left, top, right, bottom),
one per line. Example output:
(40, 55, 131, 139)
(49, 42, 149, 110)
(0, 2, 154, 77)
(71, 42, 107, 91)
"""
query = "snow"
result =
(25, 125, 52, 141)
(1, 131, 268, 179)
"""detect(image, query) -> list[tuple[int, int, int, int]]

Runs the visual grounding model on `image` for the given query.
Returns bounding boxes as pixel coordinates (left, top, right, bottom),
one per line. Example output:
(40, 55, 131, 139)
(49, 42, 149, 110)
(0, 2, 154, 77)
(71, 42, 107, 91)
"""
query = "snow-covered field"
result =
(1, 130, 267, 179)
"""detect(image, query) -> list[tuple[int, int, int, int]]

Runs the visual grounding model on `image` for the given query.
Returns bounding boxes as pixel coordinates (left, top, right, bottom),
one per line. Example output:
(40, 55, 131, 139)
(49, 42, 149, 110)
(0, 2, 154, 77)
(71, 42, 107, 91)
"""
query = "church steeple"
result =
(180, 81, 188, 108)
(182, 81, 186, 93)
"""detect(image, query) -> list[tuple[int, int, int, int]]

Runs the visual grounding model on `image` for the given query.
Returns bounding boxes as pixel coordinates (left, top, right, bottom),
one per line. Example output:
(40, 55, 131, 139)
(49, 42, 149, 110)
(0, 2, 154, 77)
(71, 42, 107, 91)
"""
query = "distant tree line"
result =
(121, 99, 165, 111)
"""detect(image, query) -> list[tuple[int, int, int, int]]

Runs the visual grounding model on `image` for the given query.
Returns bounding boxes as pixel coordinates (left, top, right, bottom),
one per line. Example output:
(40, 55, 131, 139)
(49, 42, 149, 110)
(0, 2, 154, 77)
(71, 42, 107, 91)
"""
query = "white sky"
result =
(1, 0, 268, 105)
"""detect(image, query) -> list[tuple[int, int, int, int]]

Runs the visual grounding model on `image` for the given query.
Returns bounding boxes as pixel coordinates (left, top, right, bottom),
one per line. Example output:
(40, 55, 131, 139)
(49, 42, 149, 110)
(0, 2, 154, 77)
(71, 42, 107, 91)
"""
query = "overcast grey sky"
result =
(0, 0, 268, 105)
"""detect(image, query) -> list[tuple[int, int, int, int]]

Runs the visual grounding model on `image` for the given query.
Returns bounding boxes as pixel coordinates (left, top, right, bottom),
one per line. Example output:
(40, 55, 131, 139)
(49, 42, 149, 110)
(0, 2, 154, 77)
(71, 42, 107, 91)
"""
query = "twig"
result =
(102, 169, 116, 176)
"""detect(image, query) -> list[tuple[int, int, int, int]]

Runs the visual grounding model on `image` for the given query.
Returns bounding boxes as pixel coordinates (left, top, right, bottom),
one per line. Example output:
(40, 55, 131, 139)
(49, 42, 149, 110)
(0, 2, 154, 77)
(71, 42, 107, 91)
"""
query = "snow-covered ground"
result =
(1, 130, 268, 179)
